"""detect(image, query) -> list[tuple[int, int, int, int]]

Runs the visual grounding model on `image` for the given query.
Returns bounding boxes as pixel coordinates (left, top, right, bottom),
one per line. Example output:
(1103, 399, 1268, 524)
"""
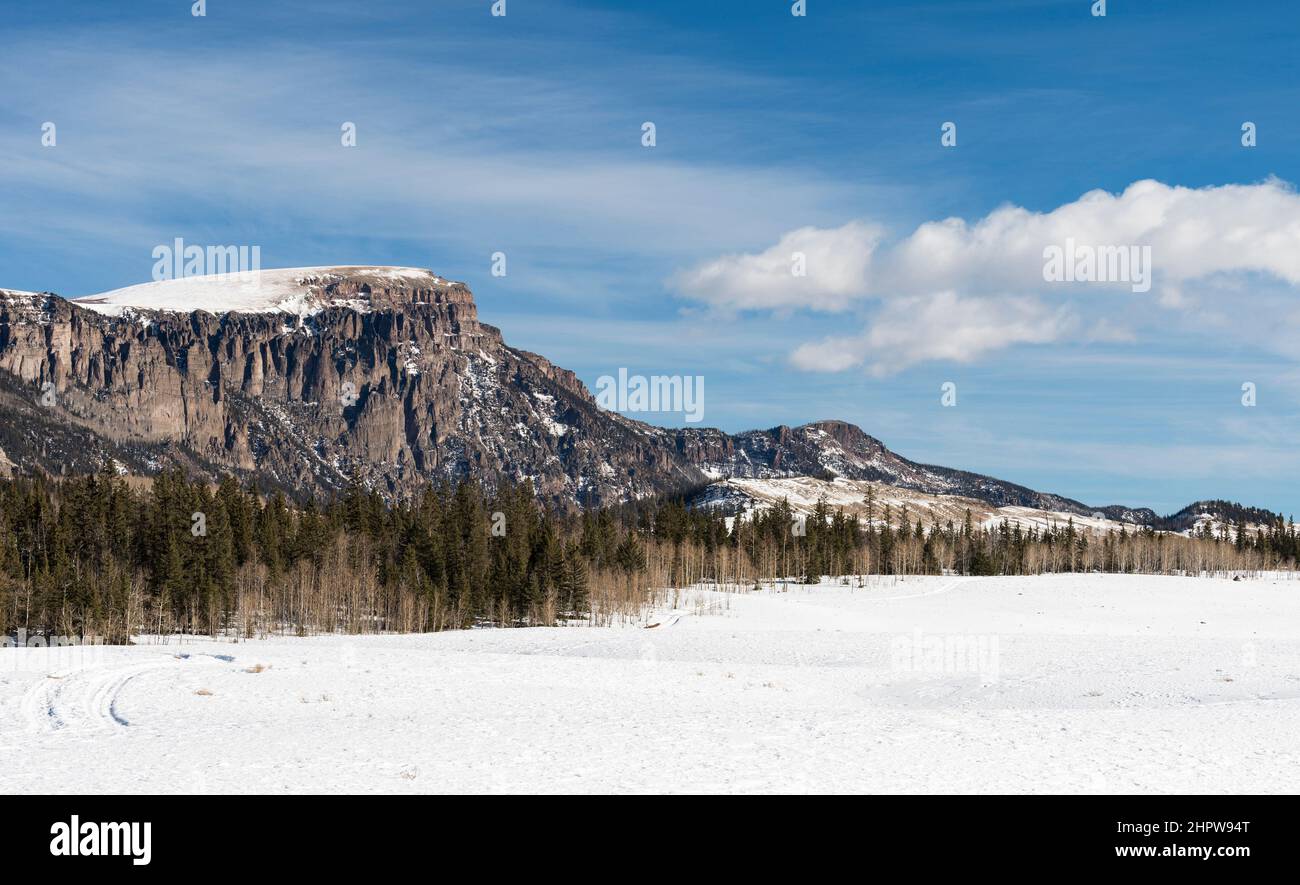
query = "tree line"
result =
(1, 470, 1295, 641)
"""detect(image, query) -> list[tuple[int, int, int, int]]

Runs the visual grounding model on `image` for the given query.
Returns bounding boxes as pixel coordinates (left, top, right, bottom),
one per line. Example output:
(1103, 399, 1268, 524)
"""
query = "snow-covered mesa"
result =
(72, 266, 449, 317)
(3, 572, 1299, 793)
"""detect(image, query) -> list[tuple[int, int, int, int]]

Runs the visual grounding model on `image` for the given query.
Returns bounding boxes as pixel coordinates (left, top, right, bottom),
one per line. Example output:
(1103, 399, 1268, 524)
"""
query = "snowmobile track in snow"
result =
(20, 653, 229, 735)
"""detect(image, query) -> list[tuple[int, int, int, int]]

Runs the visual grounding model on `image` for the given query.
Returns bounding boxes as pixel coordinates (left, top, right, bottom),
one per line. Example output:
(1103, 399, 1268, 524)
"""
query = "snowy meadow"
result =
(4, 572, 1298, 794)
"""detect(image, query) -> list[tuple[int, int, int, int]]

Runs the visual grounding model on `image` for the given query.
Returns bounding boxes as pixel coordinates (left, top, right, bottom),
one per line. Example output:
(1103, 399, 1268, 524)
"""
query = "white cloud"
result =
(669, 222, 881, 312)
(791, 292, 1071, 375)
(879, 178, 1300, 295)
(676, 179, 1300, 372)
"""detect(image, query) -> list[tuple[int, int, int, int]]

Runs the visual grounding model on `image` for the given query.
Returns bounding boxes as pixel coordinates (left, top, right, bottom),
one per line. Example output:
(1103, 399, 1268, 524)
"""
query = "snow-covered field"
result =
(4, 573, 1299, 794)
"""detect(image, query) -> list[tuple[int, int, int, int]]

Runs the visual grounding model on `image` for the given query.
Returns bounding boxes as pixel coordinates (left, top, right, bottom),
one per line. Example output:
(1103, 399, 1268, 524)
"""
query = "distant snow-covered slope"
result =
(692, 476, 1271, 537)
(675, 420, 1161, 521)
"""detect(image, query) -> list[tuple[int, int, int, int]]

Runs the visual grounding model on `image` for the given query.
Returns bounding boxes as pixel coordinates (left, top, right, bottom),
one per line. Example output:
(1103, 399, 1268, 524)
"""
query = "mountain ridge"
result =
(0, 268, 1282, 529)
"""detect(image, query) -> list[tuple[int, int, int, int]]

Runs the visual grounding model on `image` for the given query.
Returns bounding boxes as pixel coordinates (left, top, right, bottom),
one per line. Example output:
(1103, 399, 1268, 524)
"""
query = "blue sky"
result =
(3, 0, 1299, 514)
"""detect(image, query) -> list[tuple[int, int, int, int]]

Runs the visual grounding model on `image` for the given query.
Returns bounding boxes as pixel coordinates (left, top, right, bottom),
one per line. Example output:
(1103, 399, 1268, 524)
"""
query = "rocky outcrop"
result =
(673, 419, 1103, 513)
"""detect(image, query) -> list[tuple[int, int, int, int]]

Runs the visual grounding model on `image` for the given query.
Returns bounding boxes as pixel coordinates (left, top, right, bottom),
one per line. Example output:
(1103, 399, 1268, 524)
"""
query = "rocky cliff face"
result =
(0, 270, 705, 504)
(0, 268, 1154, 519)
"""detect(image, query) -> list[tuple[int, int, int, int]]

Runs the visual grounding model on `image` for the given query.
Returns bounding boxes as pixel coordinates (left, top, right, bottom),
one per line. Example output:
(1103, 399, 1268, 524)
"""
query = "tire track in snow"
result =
(88, 660, 182, 729)
(19, 668, 74, 732)
(21, 653, 230, 734)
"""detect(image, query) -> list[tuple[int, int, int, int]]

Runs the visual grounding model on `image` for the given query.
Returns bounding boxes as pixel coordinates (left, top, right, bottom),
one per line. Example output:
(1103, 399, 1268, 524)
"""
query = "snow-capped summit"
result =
(72, 266, 464, 317)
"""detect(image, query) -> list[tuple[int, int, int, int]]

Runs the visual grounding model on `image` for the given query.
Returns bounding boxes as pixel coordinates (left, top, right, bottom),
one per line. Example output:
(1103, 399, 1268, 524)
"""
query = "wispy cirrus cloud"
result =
(0, 22, 874, 300)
